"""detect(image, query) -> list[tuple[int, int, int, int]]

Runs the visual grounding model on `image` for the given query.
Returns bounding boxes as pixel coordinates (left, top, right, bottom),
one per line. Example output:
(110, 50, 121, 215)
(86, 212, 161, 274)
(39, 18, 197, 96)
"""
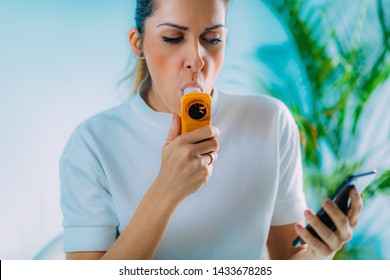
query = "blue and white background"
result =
(1, 0, 389, 259)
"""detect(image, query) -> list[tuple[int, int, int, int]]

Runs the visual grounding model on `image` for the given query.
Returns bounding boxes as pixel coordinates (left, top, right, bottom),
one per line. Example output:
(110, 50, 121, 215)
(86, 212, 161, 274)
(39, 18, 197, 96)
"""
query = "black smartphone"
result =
(292, 170, 377, 247)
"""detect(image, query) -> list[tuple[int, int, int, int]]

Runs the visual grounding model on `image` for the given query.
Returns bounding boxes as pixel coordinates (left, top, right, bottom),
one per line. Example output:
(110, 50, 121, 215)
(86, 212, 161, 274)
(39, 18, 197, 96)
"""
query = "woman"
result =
(60, 0, 363, 260)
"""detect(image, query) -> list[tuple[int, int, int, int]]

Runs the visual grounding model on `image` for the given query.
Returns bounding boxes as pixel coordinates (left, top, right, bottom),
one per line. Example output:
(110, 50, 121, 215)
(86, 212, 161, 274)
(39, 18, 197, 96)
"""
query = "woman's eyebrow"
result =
(156, 23, 189, 30)
(156, 23, 225, 31)
(204, 24, 225, 31)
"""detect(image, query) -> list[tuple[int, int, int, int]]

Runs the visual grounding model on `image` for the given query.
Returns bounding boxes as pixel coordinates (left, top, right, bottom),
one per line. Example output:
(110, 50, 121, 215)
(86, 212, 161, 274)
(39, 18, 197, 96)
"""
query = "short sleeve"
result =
(271, 109, 307, 226)
(60, 137, 118, 252)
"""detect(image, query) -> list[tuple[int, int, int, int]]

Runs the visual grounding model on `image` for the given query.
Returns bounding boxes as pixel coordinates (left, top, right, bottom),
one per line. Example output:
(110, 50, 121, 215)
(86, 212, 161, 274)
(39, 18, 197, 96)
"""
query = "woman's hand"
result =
(154, 113, 220, 203)
(295, 187, 363, 259)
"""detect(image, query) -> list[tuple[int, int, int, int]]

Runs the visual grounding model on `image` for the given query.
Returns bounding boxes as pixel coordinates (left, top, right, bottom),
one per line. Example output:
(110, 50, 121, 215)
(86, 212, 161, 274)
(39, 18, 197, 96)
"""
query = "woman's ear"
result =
(128, 28, 143, 58)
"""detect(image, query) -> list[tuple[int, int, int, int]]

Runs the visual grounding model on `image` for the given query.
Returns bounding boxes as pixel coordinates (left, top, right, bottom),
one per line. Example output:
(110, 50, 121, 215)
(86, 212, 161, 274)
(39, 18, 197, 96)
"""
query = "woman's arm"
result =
(67, 251, 105, 260)
(108, 180, 182, 259)
(267, 222, 306, 260)
(267, 187, 363, 260)
(66, 181, 179, 260)
(66, 114, 220, 260)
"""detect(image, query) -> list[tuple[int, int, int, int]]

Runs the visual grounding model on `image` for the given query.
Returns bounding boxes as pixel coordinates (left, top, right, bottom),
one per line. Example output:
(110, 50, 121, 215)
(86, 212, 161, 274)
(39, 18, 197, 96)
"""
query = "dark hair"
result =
(131, 0, 230, 94)
(135, 0, 157, 35)
(131, 0, 158, 93)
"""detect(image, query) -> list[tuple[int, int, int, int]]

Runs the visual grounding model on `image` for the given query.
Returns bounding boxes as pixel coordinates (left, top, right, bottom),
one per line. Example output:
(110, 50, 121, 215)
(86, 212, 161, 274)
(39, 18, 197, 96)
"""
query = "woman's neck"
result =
(139, 79, 170, 113)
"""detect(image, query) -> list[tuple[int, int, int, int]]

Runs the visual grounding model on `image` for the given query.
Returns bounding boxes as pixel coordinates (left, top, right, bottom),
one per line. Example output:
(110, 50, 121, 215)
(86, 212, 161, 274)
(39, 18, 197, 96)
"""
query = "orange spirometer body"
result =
(180, 87, 212, 134)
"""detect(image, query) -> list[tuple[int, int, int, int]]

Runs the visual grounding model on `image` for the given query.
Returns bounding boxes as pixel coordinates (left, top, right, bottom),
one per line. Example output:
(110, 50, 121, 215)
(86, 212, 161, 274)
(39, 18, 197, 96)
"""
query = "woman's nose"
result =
(185, 41, 205, 73)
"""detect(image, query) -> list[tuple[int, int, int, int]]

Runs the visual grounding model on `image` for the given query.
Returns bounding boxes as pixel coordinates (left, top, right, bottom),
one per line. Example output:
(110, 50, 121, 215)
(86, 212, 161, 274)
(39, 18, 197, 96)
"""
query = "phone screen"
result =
(292, 170, 377, 247)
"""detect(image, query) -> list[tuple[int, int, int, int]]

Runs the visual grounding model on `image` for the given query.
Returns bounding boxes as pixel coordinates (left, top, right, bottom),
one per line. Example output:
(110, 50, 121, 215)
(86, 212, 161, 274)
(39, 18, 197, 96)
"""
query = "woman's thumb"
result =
(166, 113, 181, 143)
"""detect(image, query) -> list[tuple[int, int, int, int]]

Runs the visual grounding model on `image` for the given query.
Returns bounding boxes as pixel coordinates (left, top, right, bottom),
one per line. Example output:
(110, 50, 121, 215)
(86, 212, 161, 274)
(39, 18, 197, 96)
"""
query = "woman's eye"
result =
(202, 37, 223, 45)
(162, 36, 184, 44)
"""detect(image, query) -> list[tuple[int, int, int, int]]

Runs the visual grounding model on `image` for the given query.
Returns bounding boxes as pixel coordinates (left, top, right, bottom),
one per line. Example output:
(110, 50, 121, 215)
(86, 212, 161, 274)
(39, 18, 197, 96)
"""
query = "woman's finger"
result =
(295, 224, 332, 257)
(192, 137, 219, 155)
(182, 125, 220, 144)
(322, 199, 353, 243)
(303, 209, 341, 251)
(201, 151, 218, 166)
(347, 187, 363, 228)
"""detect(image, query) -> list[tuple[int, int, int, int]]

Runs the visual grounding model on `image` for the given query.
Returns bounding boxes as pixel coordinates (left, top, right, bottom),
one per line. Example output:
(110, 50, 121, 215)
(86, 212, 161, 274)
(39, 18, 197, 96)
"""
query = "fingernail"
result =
(295, 224, 303, 230)
(304, 210, 312, 217)
(325, 200, 333, 208)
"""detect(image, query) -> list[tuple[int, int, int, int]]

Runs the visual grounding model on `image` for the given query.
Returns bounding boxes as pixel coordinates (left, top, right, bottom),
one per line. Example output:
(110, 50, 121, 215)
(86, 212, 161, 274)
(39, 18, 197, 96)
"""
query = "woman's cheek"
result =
(153, 47, 180, 74)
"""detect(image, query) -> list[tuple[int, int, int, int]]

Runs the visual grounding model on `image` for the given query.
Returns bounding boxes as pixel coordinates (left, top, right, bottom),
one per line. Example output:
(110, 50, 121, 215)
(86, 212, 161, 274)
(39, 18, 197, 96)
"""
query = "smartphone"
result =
(292, 170, 377, 247)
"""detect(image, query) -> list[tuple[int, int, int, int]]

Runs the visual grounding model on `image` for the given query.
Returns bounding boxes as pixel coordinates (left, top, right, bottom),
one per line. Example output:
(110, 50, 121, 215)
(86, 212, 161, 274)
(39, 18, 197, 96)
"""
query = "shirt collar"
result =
(128, 80, 220, 130)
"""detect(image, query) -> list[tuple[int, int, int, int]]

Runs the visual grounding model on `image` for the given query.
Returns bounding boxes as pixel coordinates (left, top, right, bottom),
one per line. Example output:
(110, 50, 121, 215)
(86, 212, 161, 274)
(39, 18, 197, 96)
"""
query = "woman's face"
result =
(141, 0, 227, 114)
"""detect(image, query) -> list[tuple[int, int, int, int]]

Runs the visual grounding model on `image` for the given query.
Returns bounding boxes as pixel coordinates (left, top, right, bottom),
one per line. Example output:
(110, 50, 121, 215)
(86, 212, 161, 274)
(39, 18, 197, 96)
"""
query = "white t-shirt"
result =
(60, 87, 307, 259)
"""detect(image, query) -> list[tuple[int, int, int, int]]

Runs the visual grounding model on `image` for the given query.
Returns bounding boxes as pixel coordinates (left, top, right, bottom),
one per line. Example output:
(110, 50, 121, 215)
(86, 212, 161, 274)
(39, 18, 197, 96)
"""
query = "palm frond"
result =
(364, 169, 390, 200)
(260, 0, 390, 259)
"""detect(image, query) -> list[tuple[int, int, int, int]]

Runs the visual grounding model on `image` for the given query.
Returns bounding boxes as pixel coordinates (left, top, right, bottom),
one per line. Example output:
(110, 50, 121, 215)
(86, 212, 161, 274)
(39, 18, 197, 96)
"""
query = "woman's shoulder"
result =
(217, 90, 299, 144)
(63, 102, 129, 153)
(218, 89, 294, 121)
(76, 102, 129, 132)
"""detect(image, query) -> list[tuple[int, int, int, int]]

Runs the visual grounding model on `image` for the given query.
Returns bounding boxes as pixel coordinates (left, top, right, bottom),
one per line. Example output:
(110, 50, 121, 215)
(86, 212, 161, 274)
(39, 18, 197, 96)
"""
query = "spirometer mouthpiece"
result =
(183, 87, 202, 94)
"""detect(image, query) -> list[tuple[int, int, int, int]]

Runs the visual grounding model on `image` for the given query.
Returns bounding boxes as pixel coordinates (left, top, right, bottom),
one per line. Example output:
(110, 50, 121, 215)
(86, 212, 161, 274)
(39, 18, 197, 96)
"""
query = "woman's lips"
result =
(181, 82, 204, 93)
